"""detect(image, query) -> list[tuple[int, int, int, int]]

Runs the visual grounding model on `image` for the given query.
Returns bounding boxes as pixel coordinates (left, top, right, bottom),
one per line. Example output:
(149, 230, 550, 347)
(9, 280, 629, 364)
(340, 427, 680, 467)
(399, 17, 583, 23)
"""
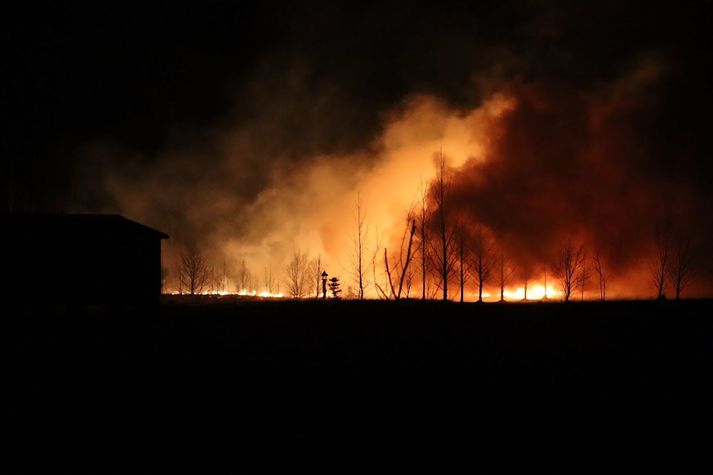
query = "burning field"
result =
(101, 59, 710, 302)
(10, 2, 712, 302)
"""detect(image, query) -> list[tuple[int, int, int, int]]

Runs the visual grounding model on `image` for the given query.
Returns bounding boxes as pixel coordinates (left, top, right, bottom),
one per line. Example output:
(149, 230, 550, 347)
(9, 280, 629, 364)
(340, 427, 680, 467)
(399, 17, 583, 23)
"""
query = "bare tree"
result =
(371, 227, 390, 299)
(497, 249, 515, 302)
(398, 218, 418, 299)
(285, 250, 311, 298)
(313, 255, 322, 298)
(472, 225, 495, 303)
(668, 237, 694, 300)
(264, 264, 275, 295)
(221, 259, 228, 293)
(236, 259, 252, 292)
(553, 242, 585, 302)
(384, 248, 395, 298)
(180, 246, 208, 295)
(207, 263, 227, 294)
(351, 194, 368, 299)
(384, 216, 418, 300)
(429, 151, 458, 301)
(403, 256, 416, 298)
(651, 229, 669, 300)
(207, 265, 220, 294)
(577, 254, 590, 301)
(457, 226, 470, 303)
(419, 178, 429, 300)
(592, 253, 606, 301)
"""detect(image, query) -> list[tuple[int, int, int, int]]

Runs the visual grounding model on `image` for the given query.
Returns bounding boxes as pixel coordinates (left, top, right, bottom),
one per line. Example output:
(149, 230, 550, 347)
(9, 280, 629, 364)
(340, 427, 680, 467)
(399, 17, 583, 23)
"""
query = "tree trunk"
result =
(459, 239, 464, 303)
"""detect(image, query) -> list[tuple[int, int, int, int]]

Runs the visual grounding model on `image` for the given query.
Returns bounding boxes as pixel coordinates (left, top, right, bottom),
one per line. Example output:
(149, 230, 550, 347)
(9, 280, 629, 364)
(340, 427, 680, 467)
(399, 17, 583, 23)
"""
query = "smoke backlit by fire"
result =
(97, 58, 711, 300)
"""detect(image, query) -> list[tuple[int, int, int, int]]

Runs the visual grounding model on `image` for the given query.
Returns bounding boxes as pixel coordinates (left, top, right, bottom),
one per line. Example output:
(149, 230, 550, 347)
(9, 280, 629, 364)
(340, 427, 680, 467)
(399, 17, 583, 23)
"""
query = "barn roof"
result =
(1, 213, 169, 239)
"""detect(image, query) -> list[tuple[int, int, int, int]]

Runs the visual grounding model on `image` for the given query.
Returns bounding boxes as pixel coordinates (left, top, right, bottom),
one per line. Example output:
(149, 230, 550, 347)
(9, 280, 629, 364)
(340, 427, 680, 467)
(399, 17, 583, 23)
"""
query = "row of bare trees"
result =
(651, 228, 695, 300)
(351, 150, 695, 302)
(350, 151, 485, 301)
(284, 251, 328, 299)
(173, 235, 693, 302)
(174, 246, 324, 299)
(553, 231, 695, 302)
(177, 228, 693, 301)
(172, 152, 696, 301)
(361, 151, 532, 302)
(176, 247, 253, 296)
(552, 242, 596, 303)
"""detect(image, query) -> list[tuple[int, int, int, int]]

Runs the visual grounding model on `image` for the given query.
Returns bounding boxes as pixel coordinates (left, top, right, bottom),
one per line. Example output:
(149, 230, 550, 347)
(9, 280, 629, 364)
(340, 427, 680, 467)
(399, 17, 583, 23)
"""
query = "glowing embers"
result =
(476, 283, 563, 301)
(237, 288, 284, 298)
(166, 288, 285, 298)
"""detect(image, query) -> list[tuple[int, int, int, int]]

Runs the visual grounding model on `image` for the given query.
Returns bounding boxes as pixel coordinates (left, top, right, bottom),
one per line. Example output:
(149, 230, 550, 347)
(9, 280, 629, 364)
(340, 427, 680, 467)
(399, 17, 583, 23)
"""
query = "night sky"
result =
(5, 1, 713, 296)
(5, 1, 710, 205)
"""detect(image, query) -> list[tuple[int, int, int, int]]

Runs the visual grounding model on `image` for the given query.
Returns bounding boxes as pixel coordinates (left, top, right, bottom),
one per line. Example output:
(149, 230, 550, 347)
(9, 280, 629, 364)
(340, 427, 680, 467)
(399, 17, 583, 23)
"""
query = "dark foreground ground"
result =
(5, 299, 713, 460)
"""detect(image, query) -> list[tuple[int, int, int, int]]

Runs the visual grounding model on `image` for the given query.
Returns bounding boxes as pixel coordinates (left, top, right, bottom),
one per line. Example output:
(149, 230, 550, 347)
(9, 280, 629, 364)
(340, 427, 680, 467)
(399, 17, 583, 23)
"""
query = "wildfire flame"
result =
(166, 282, 570, 301)
(167, 288, 285, 298)
(503, 284, 563, 301)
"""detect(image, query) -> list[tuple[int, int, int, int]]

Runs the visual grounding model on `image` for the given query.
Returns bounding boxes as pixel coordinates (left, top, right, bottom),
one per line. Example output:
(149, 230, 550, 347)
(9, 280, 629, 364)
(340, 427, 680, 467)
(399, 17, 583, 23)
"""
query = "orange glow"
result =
(502, 284, 563, 301)
(164, 282, 571, 301)
(257, 290, 284, 298)
(166, 288, 285, 298)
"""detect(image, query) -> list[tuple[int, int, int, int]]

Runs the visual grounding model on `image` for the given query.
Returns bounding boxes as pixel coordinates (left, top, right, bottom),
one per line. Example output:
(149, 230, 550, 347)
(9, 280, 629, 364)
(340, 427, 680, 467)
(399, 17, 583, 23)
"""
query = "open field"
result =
(6, 299, 713, 447)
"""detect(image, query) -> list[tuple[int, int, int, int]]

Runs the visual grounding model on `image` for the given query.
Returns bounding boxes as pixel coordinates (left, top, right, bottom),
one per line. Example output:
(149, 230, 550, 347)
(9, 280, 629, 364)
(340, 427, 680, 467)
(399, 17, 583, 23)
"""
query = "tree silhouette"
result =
(180, 245, 208, 296)
(384, 216, 417, 299)
(429, 151, 458, 301)
(285, 250, 311, 298)
(371, 227, 389, 299)
(419, 178, 429, 300)
(457, 225, 470, 303)
(328, 276, 342, 299)
(263, 264, 275, 295)
(351, 194, 368, 299)
(497, 249, 515, 302)
(668, 236, 694, 300)
(236, 259, 252, 293)
(312, 255, 322, 298)
(651, 228, 669, 300)
(553, 241, 585, 302)
(592, 252, 606, 301)
(472, 225, 495, 303)
(577, 254, 590, 301)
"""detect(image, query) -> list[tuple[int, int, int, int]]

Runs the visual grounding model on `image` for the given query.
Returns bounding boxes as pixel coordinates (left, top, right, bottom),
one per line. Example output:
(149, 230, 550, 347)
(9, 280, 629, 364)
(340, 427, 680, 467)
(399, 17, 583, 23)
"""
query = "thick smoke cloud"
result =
(95, 77, 512, 290)
(93, 54, 712, 297)
(445, 58, 713, 296)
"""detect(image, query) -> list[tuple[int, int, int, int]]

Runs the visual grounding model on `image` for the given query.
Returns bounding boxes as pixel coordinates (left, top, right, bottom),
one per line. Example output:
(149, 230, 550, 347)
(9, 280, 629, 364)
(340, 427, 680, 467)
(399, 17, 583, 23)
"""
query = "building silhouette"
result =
(1, 214, 168, 306)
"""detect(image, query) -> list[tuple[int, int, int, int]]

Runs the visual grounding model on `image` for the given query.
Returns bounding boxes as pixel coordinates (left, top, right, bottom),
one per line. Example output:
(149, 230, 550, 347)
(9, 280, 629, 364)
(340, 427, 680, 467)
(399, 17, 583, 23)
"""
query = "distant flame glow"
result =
(167, 288, 285, 298)
(164, 282, 572, 301)
(503, 284, 563, 301)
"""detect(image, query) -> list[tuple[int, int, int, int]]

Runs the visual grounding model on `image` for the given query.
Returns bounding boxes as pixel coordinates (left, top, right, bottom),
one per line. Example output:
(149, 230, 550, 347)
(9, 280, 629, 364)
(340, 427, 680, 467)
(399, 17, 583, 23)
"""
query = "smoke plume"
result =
(79, 52, 712, 298)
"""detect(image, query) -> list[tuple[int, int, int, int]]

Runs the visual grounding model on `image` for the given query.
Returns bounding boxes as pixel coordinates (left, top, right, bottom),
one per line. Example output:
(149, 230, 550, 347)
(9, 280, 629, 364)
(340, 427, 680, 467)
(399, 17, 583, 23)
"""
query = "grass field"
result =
(6, 299, 713, 452)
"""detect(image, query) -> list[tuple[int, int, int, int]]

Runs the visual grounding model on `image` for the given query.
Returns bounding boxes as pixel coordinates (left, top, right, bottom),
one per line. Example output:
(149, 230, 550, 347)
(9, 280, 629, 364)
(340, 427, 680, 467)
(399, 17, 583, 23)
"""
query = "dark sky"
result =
(5, 0, 712, 210)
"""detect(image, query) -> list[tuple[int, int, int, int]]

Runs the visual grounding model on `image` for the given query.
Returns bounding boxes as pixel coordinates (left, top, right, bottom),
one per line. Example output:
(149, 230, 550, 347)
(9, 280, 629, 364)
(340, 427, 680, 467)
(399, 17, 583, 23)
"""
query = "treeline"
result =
(349, 152, 697, 302)
(166, 152, 697, 301)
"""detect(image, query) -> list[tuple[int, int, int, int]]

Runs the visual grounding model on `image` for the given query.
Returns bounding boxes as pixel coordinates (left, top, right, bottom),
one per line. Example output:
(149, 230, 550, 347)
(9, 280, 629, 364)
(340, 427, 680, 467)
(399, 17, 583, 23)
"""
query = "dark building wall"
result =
(0, 215, 167, 306)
